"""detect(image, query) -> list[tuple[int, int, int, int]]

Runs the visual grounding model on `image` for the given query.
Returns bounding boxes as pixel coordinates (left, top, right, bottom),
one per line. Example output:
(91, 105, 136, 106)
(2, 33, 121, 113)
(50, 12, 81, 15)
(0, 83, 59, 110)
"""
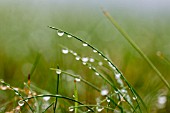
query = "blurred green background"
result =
(0, 0, 170, 112)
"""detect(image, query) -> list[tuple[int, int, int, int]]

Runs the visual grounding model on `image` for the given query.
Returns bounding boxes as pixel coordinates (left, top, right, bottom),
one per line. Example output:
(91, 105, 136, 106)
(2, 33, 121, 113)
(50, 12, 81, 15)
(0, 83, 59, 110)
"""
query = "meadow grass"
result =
(0, 8, 170, 113)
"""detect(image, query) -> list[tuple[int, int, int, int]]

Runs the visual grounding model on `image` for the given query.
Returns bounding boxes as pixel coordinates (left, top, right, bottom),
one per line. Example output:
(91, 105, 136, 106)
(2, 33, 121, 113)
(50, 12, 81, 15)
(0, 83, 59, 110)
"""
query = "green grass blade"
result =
(103, 10, 170, 90)
(74, 80, 78, 113)
(53, 66, 60, 113)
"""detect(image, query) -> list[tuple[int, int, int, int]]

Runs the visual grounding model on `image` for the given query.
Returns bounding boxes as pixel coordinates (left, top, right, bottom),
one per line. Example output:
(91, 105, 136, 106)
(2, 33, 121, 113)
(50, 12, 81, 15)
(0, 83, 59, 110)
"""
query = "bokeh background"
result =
(0, 0, 170, 112)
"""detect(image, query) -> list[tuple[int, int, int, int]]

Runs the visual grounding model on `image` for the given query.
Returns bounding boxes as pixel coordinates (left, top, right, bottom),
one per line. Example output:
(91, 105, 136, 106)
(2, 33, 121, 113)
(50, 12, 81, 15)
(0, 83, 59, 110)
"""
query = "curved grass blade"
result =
(103, 9, 170, 91)
(22, 94, 94, 112)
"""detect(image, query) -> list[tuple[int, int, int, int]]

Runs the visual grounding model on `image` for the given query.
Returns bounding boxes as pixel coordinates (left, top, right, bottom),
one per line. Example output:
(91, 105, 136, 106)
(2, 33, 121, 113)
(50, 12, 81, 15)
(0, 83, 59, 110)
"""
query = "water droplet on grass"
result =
(56, 69, 62, 74)
(43, 96, 50, 101)
(57, 30, 64, 36)
(96, 106, 104, 112)
(89, 58, 95, 62)
(95, 72, 99, 76)
(107, 98, 110, 103)
(18, 100, 24, 106)
(67, 34, 72, 38)
(82, 43, 88, 47)
(62, 48, 69, 54)
(62, 49, 68, 54)
(101, 89, 109, 96)
(73, 52, 77, 56)
(75, 56, 80, 60)
(15, 92, 19, 95)
(93, 49, 97, 53)
(98, 62, 103, 66)
(75, 78, 81, 82)
(69, 106, 74, 112)
(82, 57, 88, 62)
(115, 73, 121, 79)
(133, 96, 137, 100)
(0, 85, 7, 90)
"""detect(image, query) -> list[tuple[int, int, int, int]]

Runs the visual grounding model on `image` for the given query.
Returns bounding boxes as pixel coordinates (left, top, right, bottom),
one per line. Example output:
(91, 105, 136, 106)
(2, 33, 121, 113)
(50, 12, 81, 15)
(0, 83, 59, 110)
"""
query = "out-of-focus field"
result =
(0, 0, 170, 112)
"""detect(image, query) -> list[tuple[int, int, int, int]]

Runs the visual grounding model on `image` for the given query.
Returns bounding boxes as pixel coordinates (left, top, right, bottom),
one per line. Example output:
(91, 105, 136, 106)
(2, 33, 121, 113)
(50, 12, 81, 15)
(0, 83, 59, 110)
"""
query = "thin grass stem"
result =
(103, 10, 170, 90)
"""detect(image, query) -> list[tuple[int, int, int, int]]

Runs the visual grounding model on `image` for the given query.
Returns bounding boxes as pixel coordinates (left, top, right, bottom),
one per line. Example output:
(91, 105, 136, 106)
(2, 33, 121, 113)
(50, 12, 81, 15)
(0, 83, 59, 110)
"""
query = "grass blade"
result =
(103, 10, 170, 90)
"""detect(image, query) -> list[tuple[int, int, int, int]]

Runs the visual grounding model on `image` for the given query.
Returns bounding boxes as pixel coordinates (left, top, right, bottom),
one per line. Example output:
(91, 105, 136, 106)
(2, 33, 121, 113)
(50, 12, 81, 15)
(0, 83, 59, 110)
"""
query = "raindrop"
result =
(75, 56, 81, 60)
(15, 92, 19, 95)
(158, 96, 167, 105)
(89, 66, 92, 69)
(0, 84, 7, 90)
(43, 96, 50, 101)
(98, 62, 103, 66)
(106, 97, 110, 103)
(82, 57, 88, 62)
(62, 48, 69, 54)
(115, 73, 121, 79)
(67, 34, 72, 38)
(69, 106, 74, 112)
(56, 69, 62, 74)
(132, 96, 137, 100)
(75, 78, 81, 82)
(82, 62, 86, 65)
(99, 53, 101, 56)
(73, 52, 77, 56)
(96, 106, 104, 112)
(69, 50, 73, 54)
(101, 89, 109, 96)
(121, 89, 127, 93)
(82, 43, 88, 47)
(95, 72, 99, 76)
(107, 99, 110, 103)
(89, 58, 95, 62)
(18, 100, 24, 106)
(57, 30, 64, 36)
(14, 88, 19, 91)
(93, 49, 97, 53)
(104, 58, 107, 61)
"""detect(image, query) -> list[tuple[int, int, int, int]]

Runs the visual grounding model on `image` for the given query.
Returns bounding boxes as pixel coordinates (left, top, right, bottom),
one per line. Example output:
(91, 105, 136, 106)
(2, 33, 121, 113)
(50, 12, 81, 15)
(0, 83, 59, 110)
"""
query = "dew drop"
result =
(115, 73, 121, 79)
(67, 34, 72, 38)
(14, 88, 19, 91)
(0, 84, 7, 90)
(89, 58, 95, 62)
(15, 92, 19, 95)
(96, 106, 104, 112)
(69, 106, 74, 112)
(73, 52, 77, 56)
(107, 99, 110, 103)
(101, 89, 109, 96)
(98, 62, 103, 66)
(62, 48, 69, 54)
(95, 72, 99, 76)
(133, 96, 137, 100)
(93, 49, 97, 53)
(75, 56, 81, 60)
(57, 30, 64, 36)
(43, 96, 50, 101)
(98, 53, 101, 56)
(18, 100, 24, 106)
(82, 43, 88, 47)
(82, 62, 87, 65)
(89, 66, 92, 69)
(56, 69, 62, 74)
(104, 58, 107, 61)
(82, 57, 88, 62)
(75, 78, 81, 82)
